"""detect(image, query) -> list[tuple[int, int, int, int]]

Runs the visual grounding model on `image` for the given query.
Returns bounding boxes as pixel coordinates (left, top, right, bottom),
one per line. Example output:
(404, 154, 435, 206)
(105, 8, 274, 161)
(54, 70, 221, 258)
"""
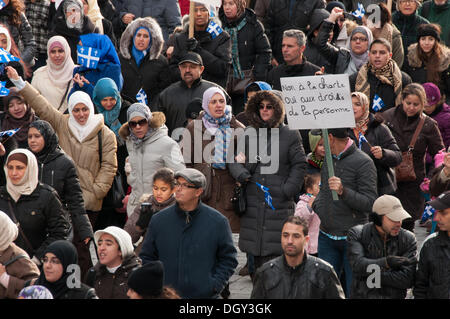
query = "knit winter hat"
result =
(127, 103, 152, 122)
(94, 226, 134, 259)
(422, 82, 441, 106)
(0, 210, 18, 251)
(127, 261, 164, 297)
(308, 130, 322, 153)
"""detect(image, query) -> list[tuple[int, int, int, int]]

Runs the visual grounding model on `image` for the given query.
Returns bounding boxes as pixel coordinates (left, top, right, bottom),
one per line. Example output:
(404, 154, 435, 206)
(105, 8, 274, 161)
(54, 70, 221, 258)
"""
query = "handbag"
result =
(98, 130, 126, 208)
(231, 183, 246, 216)
(395, 116, 425, 182)
(226, 69, 254, 95)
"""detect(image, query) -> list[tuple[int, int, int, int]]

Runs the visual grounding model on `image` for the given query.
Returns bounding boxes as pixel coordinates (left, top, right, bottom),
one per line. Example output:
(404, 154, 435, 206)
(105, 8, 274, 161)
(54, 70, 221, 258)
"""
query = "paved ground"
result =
(228, 220, 430, 299)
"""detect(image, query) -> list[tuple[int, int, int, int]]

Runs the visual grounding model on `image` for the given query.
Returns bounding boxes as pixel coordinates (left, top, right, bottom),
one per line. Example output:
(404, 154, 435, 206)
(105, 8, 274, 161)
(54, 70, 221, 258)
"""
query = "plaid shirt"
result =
(25, 0, 50, 55)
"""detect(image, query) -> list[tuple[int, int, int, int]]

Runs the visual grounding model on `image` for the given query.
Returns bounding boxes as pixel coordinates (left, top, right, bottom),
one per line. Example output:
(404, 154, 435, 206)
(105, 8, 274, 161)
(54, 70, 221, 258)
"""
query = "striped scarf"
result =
(203, 110, 232, 170)
(225, 17, 247, 79)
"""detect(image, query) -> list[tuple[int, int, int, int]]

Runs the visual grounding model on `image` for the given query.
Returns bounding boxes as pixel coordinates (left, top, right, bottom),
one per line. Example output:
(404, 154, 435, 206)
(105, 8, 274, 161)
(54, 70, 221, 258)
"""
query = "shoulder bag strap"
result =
(408, 115, 426, 151)
(7, 200, 35, 254)
(3, 254, 27, 267)
(97, 129, 103, 166)
(57, 81, 72, 111)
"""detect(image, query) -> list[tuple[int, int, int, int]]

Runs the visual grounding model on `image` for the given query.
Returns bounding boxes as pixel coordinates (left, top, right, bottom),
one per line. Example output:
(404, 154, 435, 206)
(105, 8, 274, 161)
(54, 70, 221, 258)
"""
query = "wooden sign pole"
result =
(189, 1, 195, 39)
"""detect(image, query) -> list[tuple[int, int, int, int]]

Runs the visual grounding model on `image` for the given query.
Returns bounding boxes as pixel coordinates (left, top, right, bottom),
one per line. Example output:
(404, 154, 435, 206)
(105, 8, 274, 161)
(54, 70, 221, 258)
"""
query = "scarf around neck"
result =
(132, 27, 151, 67)
(224, 16, 247, 79)
(203, 108, 232, 170)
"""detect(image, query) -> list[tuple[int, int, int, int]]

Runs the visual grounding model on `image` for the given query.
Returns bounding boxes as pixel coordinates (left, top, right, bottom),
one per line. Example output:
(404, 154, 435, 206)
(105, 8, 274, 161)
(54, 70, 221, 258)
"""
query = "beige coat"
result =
(20, 83, 118, 212)
(0, 243, 40, 299)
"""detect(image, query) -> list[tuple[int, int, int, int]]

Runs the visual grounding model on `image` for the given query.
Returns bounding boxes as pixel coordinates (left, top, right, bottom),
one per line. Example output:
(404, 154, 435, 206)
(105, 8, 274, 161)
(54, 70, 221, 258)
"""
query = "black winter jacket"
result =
(414, 231, 450, 299)
(219, 8, 271, 81)
(312, 142, 378, 237)
(266, 58, 321, 90)
(348, 113, 402, 195)
(0, 183, 70, 259)
(36, 147, 93, 241)
(392, 11, 430, 57)
(264, 0, 325, 63)
(347, 223, 417, 299)
(251, 255, 345, 299)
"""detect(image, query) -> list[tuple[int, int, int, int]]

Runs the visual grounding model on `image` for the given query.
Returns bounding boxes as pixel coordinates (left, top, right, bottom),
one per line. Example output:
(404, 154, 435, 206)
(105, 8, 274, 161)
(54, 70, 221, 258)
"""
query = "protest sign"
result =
(280, 74, 355, 130)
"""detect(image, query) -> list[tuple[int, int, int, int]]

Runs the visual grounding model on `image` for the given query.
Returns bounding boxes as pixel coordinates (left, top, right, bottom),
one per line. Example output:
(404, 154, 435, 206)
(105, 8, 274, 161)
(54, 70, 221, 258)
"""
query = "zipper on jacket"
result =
(39, 163, 44, 182)
(51, 170, 54, 187)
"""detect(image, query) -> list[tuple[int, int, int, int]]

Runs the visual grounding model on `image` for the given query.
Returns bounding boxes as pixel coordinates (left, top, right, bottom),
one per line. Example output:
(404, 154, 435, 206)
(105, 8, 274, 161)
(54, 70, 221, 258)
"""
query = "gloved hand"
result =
(386, 256, 416, 270)
(186, 37, 199, 52)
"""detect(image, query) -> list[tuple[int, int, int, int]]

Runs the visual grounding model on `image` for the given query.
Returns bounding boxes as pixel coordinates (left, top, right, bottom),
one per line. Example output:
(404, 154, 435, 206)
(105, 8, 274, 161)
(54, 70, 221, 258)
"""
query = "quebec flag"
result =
(0, 48, 20, 63)
(77, 45, 100, 69)
(136, 88, 148, 105)
(206, 21, 223, 39)
(372, 94, 385, 112)
(0, 81, 9, 96)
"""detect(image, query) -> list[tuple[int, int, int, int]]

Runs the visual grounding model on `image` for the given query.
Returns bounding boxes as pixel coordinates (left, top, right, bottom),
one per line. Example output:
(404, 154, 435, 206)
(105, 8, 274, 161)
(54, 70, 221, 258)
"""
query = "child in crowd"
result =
(124, 168, 176, 254)
(295, 173, 321, 256)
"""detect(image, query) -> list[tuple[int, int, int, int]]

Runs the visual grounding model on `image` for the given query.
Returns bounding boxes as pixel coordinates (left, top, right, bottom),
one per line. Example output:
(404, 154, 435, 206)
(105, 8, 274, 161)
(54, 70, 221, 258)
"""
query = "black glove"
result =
(386, 256, 415, 270)
(186, 37, 199, 52)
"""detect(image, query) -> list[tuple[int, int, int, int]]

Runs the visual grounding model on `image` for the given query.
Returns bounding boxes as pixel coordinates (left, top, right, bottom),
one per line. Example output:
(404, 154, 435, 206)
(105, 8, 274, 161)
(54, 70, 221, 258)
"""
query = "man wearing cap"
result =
(139, 168, 238, 299)
(157, 51, 228, 137)
(168, 2, 231, 88)
(312, 128, 378, 296)
(414, 190, 450, 299)
(347, 195, 417, 299)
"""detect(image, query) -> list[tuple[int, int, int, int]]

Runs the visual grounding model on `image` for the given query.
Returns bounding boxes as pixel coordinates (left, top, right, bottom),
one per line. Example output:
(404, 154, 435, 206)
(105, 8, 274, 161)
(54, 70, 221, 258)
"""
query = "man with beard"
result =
(250, 216, 345, 299)
(347, 195, 418, 299)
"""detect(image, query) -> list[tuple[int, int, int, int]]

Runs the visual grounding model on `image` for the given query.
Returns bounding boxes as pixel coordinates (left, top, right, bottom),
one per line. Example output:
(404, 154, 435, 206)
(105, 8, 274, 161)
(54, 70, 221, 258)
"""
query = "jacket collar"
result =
(180, 77, 203, 89)
(175, 201, 202, 224)
(282, 252, 307, 273)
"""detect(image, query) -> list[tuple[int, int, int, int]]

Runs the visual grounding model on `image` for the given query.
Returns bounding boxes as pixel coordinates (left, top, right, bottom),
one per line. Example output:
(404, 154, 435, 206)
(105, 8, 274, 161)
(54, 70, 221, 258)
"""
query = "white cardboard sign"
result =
(280, 74, 356, 130)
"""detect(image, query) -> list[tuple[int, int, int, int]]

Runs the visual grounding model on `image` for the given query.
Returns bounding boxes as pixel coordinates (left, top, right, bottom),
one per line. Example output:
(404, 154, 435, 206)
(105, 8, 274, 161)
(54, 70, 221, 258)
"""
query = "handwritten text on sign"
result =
(280, 74, 355, 130)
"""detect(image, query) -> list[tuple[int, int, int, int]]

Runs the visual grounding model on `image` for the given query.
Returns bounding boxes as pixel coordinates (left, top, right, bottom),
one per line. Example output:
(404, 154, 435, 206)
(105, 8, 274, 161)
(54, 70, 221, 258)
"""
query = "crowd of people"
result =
(0, 0, 449, 300)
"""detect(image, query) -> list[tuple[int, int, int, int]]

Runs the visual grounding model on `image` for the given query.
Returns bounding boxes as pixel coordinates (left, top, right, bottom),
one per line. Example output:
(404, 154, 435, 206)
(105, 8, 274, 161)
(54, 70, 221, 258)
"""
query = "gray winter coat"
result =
(228, 91, 306, 257)
(123, 0, 181, 41)
(0, 14, 36, 65)
(312, 141, 378, 237)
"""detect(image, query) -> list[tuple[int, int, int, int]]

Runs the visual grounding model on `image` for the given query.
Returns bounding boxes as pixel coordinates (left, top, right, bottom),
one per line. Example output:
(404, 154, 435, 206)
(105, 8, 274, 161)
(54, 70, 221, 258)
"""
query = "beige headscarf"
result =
(5, 149, 39, 203)
(46, 36, 76, 87)
(0, 210, 18, 252)
(86, 0, 104, 34)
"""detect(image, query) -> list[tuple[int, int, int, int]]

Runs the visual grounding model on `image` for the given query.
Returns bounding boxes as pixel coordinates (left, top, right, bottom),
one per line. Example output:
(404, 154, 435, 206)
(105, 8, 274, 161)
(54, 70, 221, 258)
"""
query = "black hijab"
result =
(35, 240, 78, 299)
(29, 120, 60, 163)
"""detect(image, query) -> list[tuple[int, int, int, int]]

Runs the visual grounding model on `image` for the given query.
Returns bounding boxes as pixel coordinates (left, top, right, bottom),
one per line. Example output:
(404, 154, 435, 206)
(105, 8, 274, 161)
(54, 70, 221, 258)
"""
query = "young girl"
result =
(295, 174, 321, 256)
(124, 167, 176, 253)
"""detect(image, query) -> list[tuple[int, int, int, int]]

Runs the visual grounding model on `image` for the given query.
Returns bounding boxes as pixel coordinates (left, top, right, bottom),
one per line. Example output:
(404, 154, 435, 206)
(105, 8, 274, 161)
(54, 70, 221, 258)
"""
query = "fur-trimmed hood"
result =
(119, 17, 164, 61)
(118, 111, 167, 140)
(407, 43, 450, 71)
(244, 91, 285, 129)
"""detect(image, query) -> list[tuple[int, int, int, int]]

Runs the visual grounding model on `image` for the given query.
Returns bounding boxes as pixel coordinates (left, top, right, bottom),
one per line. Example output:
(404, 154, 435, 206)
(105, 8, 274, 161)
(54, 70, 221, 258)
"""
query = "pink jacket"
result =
(295, 194, 321, 254)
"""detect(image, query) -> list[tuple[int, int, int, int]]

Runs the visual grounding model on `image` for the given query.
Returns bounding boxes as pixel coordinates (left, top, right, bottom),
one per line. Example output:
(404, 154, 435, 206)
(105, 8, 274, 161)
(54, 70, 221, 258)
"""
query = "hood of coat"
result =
(407, 43, 450, 71)
(118, 111, 167, 140)
(119, 17, 164, 61)
(244, 91, 285, 128)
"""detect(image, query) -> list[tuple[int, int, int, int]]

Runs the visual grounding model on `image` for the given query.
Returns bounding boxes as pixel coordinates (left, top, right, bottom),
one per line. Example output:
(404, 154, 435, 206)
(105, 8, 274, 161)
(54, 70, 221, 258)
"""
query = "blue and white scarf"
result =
(203, 109, 232, 170)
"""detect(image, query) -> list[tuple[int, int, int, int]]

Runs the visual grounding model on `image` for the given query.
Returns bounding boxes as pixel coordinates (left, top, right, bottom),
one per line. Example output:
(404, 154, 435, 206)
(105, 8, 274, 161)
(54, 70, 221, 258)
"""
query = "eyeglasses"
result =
(174, 181, 198, 189)
(259, 103, 274, 110)
(351, 36, 368, 42)
(129, 119, 148, 128)
(41, 257, 61, 265)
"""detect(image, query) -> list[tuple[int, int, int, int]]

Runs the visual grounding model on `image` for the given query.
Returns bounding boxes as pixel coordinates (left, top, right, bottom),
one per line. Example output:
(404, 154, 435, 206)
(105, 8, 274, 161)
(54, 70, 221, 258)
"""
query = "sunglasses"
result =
(259, 103, 274, 110)
(129, 119, 148, 128)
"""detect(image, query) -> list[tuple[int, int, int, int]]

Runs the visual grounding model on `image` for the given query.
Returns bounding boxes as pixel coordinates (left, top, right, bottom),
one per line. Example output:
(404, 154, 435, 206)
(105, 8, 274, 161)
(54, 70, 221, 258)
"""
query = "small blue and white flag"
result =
(136, 88, 148, 105)
(0, 128, 19, 138)
(352, 3, 366, 19)
(255, 182, 275, 210)
(206, 21, 223, 39)
(358, 132, 369, 149)
(421, 204, 435, 223)
(0, 81, 9, 97)
(0, 0, 7, 10)
(77, 45, 100, 69)
(0, 48, 20, 63)
(372, 94, 385, 112)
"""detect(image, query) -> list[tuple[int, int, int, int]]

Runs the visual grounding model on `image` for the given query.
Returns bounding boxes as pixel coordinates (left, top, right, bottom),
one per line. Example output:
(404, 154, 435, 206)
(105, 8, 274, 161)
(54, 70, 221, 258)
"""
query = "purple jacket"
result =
(427, 103, 450, 164)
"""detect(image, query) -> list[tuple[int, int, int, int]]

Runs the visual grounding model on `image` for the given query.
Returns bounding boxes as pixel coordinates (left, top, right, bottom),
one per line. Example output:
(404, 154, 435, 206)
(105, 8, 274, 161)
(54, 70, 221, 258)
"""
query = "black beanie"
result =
(127, 261, 164, 297)
(417, 24, 441, 42)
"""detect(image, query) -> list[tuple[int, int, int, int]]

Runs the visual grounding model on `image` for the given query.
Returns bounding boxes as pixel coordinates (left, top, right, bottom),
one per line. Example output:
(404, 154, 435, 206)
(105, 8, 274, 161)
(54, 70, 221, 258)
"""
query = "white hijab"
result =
(4, 149, 39, 203)
(0, 26, 11, 52)
(46, 36, 76, 87)
(68, 91, 103, 142)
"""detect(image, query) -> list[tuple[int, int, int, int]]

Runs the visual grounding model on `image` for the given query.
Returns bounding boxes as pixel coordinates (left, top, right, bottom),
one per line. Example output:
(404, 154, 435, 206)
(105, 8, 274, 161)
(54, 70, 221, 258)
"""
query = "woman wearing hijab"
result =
(118, 103, 185, 217)
(50, 0, 98, 63)
(0, 149, 70, 265)
(27, 120, 93, 269)
(317, 6, 373, 74)
(93, 77, 130, 190)
(347, 92, 402, 196)
(25, 240, 97, 299)
(81, 0, 117, 47)
(70, 32, 122, 99)
(0, 25, 24, 87)
(0, 210, 40, 299)
(6, 66, 118, 231)
(31, 36, 76, 113)
(182, 86, 244, 234)
(119, 17, 172, 109)
(1, 89, 37, 148)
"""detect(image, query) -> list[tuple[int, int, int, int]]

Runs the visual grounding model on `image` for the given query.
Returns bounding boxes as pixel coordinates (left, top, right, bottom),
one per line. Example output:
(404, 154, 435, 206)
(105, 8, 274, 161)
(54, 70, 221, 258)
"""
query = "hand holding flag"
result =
(0, 48, 20, 64)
